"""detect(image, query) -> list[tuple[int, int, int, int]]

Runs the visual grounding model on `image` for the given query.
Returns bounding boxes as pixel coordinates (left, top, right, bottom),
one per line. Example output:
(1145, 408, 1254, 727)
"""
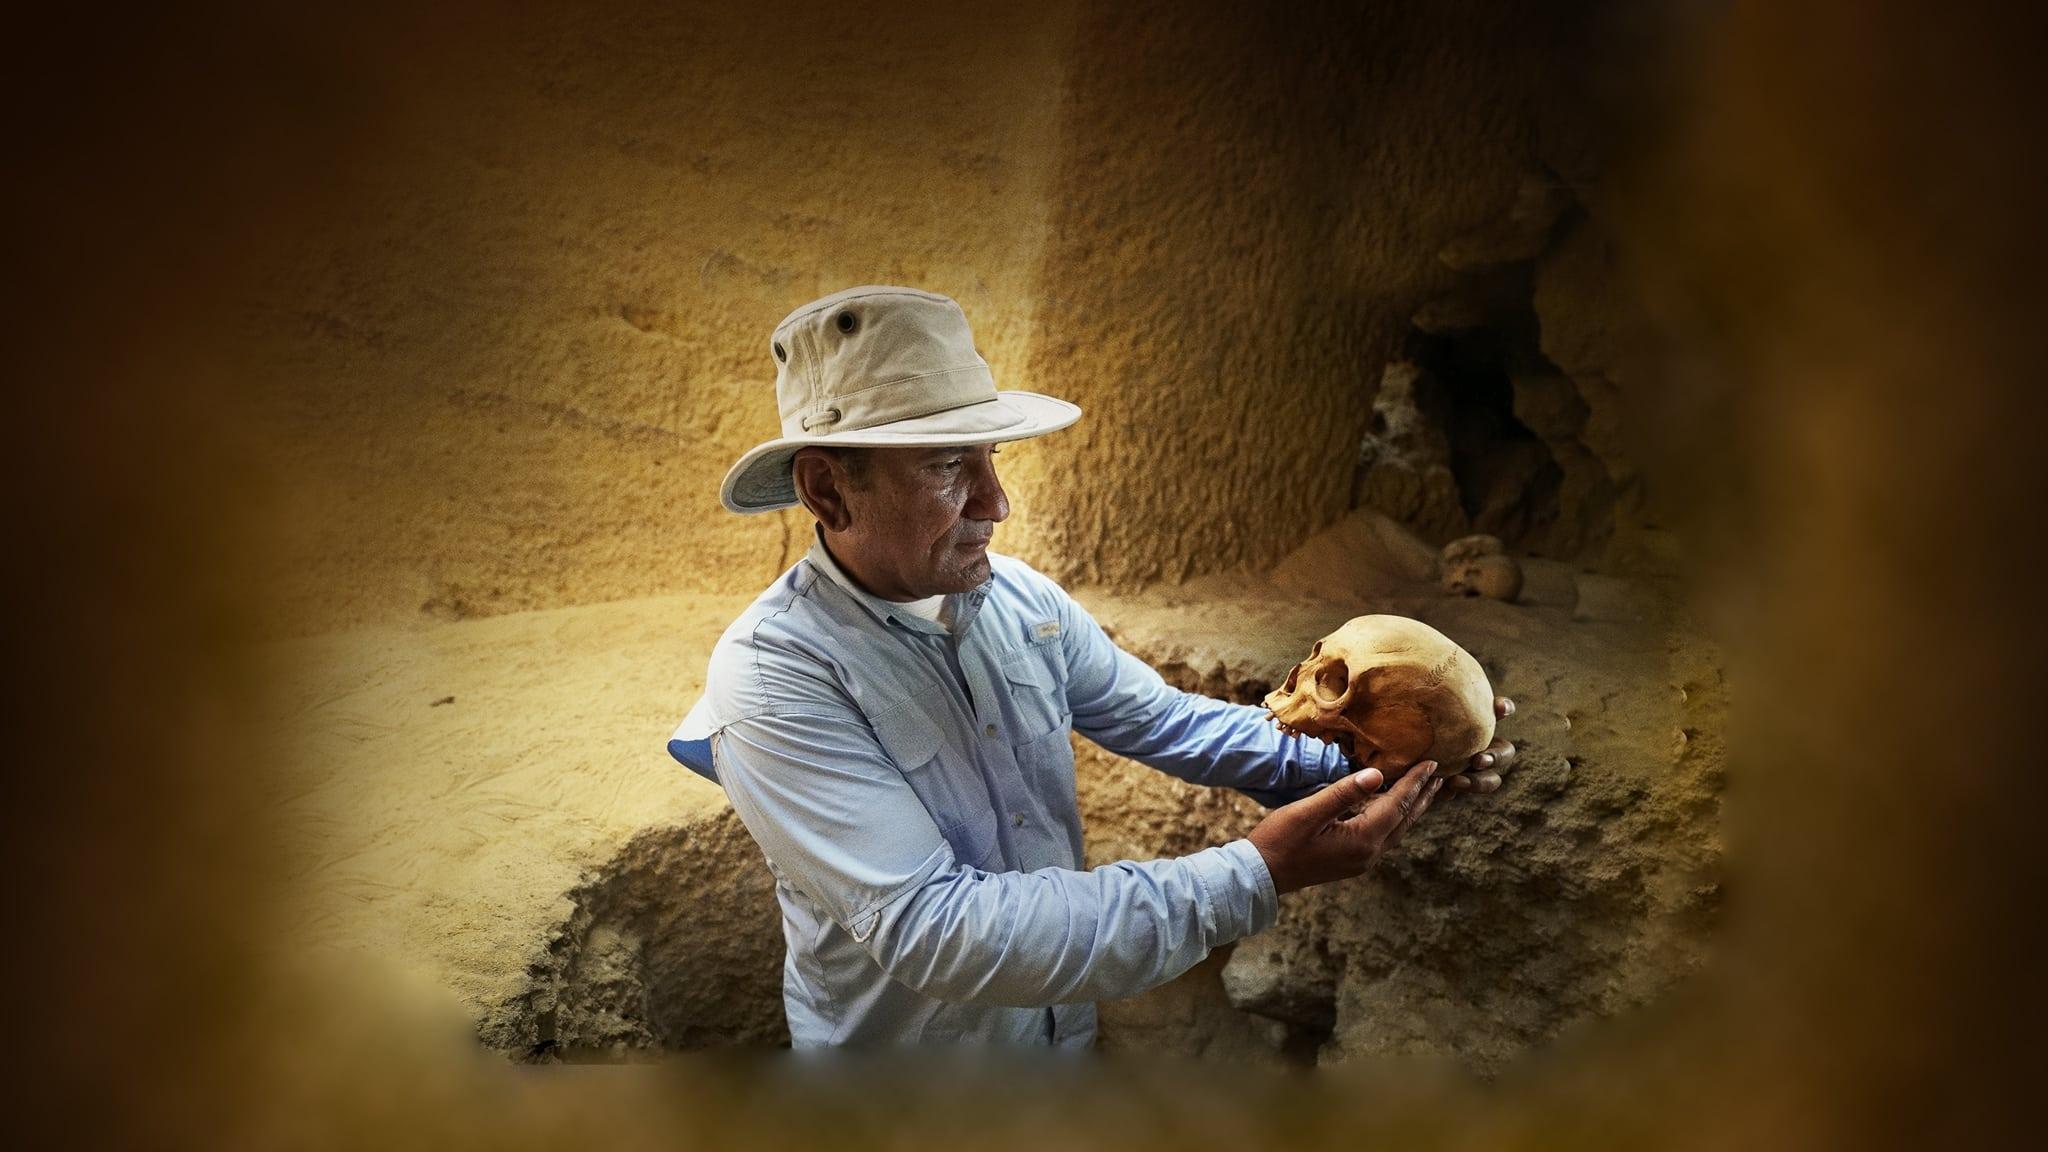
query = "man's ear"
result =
(791, 449, 852, 532)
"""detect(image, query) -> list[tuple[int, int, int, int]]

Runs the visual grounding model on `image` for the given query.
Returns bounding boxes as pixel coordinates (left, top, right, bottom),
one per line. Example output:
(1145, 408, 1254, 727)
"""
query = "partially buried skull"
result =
(1264, 615, 1495, 774)
(1444, 553, 1523, 600)
(1439, 534, 1523, 601)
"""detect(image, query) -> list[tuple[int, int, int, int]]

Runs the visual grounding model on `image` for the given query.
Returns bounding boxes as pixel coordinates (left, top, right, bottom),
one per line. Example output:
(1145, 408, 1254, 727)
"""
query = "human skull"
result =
(1439, 534, 1522, 600)
(1264, 615, 1495, 773)
(1444, 552, 1524, 601)
(1440, 533, 1505, 570)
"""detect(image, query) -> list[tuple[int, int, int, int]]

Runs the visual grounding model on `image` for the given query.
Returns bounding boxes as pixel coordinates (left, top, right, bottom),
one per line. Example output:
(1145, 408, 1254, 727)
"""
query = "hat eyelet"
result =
(772, 341, 787, 363)
(835, 310, 859, 334)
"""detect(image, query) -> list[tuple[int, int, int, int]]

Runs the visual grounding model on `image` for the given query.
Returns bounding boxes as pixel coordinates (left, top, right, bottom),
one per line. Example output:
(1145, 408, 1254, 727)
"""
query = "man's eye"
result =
(933, 449, 993, 472)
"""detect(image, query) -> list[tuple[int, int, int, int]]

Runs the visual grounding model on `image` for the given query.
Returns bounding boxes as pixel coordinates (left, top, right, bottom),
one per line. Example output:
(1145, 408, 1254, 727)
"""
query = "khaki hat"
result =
(719, 285, 1081, 514)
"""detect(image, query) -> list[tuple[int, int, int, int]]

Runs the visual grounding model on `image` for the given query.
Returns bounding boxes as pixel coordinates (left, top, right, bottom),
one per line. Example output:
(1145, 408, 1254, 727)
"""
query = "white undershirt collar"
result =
(891, 593, 950, 630)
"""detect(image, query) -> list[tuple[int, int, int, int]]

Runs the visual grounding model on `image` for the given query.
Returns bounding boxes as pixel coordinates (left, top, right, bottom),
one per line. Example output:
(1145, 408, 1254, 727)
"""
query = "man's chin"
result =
(943, 554, 992, 592)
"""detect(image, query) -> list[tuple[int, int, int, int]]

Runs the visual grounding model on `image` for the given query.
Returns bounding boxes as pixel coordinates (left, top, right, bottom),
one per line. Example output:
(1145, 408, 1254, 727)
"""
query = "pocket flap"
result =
(1002, 654, 1056, 691)
(870, 700, 940, 770)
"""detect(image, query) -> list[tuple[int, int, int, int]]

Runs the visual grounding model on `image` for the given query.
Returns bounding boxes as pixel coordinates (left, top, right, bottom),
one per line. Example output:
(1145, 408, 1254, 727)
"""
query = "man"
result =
(669, 285, 1514, 1047)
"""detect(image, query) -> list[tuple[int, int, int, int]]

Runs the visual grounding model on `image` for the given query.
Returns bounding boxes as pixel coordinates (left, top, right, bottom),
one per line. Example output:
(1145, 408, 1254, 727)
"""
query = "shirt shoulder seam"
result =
(746, 562, 823, 702)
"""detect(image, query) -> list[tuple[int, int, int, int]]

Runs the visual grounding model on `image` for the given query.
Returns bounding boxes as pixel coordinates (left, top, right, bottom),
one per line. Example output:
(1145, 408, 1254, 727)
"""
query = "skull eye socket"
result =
(1313, 658, 1350, 704)
(1280, 663, 1301, 694)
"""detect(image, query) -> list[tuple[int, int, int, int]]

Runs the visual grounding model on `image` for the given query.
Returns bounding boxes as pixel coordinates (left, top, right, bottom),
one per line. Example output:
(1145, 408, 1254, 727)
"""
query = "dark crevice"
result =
(1406, 324, 1566, 555)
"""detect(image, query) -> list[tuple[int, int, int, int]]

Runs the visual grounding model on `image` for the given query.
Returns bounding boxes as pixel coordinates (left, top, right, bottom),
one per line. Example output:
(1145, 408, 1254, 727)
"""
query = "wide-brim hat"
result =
(720, 285, 1081, 513)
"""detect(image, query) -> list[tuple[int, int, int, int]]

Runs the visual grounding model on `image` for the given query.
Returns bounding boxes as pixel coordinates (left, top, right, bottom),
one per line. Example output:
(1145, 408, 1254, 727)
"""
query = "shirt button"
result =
(984, 723, 997, 737)
(1012, 813, 1026, 827)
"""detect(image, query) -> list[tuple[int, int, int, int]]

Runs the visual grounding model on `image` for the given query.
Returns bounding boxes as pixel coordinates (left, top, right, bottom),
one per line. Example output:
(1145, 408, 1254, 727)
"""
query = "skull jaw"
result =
(1268, 707, 1470, 776)
(1271, 711, 1370, 764)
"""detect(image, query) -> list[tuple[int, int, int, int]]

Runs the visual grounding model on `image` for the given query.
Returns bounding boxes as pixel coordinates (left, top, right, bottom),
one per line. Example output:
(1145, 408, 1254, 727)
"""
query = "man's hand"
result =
(1446, 696, 1517, 794)
(1247, 761, 1444, 896)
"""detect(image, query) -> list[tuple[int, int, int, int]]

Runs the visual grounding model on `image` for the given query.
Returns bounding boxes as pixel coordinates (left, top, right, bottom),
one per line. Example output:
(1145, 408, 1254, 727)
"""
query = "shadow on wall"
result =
(7, 0, 2042, 1149)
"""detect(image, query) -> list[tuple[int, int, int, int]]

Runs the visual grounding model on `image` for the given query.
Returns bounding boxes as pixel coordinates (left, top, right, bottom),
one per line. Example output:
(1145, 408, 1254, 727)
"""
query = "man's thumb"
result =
(1297, 767, 1383, 823)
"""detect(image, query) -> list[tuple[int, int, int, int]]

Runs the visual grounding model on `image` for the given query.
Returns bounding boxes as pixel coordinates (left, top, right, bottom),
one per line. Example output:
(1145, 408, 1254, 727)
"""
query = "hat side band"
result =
(785, 361, 995, 438)
(720, 390, 1080, 514)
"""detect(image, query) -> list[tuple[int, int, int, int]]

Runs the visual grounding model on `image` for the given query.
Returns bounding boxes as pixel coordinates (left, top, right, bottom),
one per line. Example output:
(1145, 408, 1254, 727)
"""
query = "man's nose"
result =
(967, 451, 1010, 523)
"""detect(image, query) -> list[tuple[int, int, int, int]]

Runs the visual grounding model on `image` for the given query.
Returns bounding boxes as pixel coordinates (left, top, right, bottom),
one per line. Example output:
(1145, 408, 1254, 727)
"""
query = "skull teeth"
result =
(1272, 715, 1356, 757)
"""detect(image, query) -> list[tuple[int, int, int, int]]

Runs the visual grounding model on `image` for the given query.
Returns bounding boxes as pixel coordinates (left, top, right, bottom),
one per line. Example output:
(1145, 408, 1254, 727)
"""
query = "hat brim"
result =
(719, 391, 1082, 514)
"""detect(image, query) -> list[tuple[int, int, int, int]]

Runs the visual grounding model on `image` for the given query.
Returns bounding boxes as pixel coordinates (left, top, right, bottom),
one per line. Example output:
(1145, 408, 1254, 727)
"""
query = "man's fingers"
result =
(1355, 761, 1437, 833)
(1495, 696, 1516, 719)
(1384, 776, 1445, 850)
(1344, 767, 1387, 798)
(1450, 733, 1516, 795)
(1468, 735, 1516, 776)
(1402, 773, 1444, 828)
(1465, 736, 1504, 772)
(1448, 769, 1501, 794)
(1294, 767, 1384, 827)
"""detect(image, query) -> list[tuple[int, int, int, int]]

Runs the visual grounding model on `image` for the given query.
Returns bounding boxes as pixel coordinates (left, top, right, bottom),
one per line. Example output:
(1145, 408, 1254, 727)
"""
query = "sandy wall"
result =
(1014, 0, 1602, 585)
(246, 0, 1077, 635)
(245, 0, 1621, 633)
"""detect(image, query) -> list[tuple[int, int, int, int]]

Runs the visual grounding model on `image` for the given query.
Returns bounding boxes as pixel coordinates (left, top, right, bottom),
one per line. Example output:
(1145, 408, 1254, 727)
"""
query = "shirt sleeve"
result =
(1058, 593, 1351, 805)
(713, 699, 1278, 1008)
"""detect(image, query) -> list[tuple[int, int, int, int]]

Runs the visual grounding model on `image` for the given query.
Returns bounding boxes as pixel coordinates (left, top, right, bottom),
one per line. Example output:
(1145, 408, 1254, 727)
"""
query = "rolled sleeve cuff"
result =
(1186, 839, 1280, 944)
(1316, 741, 1352, 786)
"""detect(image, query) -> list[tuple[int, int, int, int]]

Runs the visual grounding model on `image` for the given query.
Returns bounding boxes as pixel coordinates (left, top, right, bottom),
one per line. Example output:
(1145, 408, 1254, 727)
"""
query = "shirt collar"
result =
(802, 524, 991, 637)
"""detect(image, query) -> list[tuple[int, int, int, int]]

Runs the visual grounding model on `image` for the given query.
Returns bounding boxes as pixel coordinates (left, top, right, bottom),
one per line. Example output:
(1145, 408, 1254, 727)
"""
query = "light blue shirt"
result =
(673, 527, 1349, 1047)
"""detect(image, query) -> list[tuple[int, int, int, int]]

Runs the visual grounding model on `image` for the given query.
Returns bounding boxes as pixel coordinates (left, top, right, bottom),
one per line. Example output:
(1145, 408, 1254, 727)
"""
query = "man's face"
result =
(832, 443, 1010, 601)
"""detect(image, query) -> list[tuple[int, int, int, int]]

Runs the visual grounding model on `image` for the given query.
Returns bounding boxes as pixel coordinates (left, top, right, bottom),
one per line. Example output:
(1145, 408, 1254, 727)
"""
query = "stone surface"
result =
(1353, 362, 1470, 544)
(1513, 370, 1618, 559)
(1573, 573, 1662, 624)
(1438, 170, 1576, 270)
(1518, 557, 1582, 610)
(1534, 210, 1655, 554)
(1270, 507, 1444, 600)
(1411, 265, 1534, 334)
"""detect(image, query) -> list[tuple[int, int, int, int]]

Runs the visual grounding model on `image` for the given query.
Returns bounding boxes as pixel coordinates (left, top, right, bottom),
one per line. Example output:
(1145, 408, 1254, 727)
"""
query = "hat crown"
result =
(770, 286, 994, 438)
(717, 284, 1081, 515)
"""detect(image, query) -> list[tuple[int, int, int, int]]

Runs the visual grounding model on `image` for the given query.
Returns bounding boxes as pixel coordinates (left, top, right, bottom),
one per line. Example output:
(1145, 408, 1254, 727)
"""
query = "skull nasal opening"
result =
(1314, 659, 1350, 704)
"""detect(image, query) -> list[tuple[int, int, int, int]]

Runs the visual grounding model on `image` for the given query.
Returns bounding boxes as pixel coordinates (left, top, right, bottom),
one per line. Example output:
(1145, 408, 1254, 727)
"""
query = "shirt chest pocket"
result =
(870, 696, 1001, 870)
(1000, 646, 1072, 745)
